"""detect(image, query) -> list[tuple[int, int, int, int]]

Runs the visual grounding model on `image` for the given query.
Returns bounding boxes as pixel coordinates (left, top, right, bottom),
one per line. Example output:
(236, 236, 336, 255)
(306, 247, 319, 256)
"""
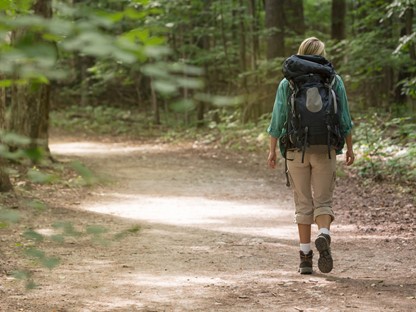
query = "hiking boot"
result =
(315, 233, 333, 273)
(298, 250, 313, 274)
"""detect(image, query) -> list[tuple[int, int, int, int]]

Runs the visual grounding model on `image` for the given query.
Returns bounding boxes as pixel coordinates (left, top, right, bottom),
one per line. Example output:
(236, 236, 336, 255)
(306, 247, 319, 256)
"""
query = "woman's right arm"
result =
(268, 136, 278, 169)
(267, 79, 288, 168)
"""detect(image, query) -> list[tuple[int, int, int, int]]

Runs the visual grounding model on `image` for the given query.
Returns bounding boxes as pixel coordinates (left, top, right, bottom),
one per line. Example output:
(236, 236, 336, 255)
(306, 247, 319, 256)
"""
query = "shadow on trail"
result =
(32, 138, 414, 312)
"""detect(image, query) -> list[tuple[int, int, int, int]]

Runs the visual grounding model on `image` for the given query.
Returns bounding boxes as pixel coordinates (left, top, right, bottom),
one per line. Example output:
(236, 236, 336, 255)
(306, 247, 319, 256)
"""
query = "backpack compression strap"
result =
(284, 80, 297, 187)
(325, 76, 337, 159)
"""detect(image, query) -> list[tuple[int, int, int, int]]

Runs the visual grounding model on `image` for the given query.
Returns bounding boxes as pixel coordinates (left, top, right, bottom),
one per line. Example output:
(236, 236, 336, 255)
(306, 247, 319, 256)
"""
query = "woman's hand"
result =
(345, 134, 354, 166)
(268, 150, 277, 169)
(346, 149, 355, 166)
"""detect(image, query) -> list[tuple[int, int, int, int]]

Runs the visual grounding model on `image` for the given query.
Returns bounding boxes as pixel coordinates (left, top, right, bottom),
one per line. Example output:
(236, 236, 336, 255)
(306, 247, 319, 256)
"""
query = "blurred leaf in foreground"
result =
(70, 161, 97, 185)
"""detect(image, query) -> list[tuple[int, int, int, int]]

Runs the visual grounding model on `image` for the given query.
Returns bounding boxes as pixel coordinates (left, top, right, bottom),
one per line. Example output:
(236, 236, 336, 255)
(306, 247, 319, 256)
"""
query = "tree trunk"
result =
(0, 164, 12, 192)
(265, 0, 285, 59)
(8, 0, 54, 158)
(0, 75, 13, 192)
(219, 0, 232, 74)
(150, 78, 160, 125)
(331, 0, 347, 40)
(284, 0, 305, 36)
(248, 0, 260, 72)
(238, 0, 247, 88)
(395, 6, 415, 106)
(0, 79, 5, 130)
(196, 0, 211, 128)
(404, 7, 415, 61)
(73, 0, 94, 107)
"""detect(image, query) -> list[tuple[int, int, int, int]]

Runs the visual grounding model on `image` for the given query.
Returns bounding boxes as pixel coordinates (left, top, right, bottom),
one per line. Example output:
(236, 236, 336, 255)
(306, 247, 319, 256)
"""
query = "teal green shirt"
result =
(267, 75, 353, 156)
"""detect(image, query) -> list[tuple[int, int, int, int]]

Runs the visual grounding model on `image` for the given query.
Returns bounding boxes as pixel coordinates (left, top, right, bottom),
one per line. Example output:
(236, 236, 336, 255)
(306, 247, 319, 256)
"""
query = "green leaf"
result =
(51, 234, 65, 243)
(23, 229, 44, 242)
(26, 280, 37, 290)
(0, 79, 13, 87)
(24, 247, 60, 269)
(144, 45, 171, 58)
(153, 80, 177, 95)
(141, 63, 170, 79)
(86, 225, 108, 235)
(71, 161, 96, 185)
(170, 99, 195, 113)
(41, 256, 60, 269)
(28, 199, 46, 211)
(111, 49, 137, 64)
(1, 132, 31, 145)
(52, 221, 82, 237)
(27, 170, 54, 184)
(175, 77, 204, 89)
(0, 208, 20, 224)
(25, 247, 45, 259)
(12, 270, 31, 281)
(195, 93, 243, 107)
(169, 63, 204, 76)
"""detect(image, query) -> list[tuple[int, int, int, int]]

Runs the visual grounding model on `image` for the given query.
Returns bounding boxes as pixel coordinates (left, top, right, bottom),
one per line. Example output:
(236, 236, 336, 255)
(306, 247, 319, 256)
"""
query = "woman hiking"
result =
(267, 37, 355, 274)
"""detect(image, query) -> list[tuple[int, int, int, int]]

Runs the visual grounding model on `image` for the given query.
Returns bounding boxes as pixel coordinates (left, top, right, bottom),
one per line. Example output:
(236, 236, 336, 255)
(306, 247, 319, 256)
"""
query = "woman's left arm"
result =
(345, 133, 354, 166)
(336, 76, 354, 165)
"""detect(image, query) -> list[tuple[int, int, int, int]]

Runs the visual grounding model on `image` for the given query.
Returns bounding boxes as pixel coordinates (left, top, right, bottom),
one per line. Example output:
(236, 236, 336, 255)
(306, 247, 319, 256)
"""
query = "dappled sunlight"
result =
(112, 270, 325, 290)
(116, 273, 230, 288)
(79, 270, 336, 310)
(83, 193, 297, 239)
(50, 141, 167, 156)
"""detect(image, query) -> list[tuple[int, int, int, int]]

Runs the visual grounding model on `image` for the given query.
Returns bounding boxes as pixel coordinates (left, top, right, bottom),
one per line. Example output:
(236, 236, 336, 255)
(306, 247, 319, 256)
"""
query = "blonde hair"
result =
(297, 37, 326, 56)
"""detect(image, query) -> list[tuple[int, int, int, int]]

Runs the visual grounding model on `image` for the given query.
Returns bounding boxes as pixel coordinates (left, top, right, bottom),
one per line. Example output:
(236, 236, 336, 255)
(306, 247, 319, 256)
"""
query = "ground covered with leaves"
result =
(0, 133, 415, 311)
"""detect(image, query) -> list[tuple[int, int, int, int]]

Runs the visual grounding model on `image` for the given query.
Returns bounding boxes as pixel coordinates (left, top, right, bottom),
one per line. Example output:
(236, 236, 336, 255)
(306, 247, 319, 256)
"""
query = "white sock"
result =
(300, 243, 311, 254)
(319, 228, 330, 236)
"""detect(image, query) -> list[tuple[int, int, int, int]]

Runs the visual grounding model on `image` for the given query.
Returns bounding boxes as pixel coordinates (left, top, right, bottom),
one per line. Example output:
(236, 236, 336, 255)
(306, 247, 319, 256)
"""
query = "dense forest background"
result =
(0, 0, 415, 190)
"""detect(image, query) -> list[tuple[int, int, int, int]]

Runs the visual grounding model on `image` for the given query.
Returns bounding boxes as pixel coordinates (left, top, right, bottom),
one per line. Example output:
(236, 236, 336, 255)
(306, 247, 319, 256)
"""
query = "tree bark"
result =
(8, 0, 54, 158)
(284, 0, 305, 36)
(238, 0, 247, 88)
(150, 78, 160, 125)
(265, 0, 285, 59)
(196, 0, 211, 128)
(0, 75, 13, 192)
(219, 0, 232, 73)
(248, 0, 260, 72)
(394, 5, 415, 105)
(404, 7, 415, 61)
(331, 0, 347, 40)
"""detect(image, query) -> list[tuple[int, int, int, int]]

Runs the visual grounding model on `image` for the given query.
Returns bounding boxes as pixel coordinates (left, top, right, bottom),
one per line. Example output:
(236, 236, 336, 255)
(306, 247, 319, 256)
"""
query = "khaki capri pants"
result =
(286, 146, 337, 225)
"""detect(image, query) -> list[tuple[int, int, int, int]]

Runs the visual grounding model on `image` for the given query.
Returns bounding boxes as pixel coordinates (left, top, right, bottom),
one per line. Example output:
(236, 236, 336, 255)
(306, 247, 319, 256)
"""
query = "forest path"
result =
(3, 136, 414, 311)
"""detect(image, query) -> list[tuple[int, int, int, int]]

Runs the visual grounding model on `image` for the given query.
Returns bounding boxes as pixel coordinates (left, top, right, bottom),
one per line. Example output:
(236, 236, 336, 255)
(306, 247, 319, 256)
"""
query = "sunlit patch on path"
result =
(50, 139, 298, 239)
(83, 193, 297, 239)
(50, 141, 167, 156)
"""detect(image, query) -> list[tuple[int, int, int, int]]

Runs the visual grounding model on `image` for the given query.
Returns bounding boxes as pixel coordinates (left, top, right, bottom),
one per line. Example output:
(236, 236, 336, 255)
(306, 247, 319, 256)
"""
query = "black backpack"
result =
(282, 54, 344, 162)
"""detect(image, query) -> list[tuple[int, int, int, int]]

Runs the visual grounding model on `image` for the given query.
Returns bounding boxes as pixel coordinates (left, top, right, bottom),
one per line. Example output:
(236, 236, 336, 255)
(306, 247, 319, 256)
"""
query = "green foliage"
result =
(27, 168, 55, 184)
(70, 161, 97, 186)
(353, 113, 416, 184)
(12, 270, 37, 290)
(0, 207, 20, 228)
(52, 221, 82, 237)
(0, 132, 45, 164)
(162, 108, 270, 152)
(51, 105, 154, 136)
(23, 229, 44, 242)
(7, 218, 141, 289)
(303, 0, 331, 37)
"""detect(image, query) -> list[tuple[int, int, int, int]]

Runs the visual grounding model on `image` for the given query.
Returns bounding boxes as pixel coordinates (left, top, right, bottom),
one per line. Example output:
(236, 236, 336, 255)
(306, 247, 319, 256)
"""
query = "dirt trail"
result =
(1, 137, 415, 312)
